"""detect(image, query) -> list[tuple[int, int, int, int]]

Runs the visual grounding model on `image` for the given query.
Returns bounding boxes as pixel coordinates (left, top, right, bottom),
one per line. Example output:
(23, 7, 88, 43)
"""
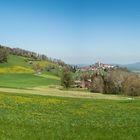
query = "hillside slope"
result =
(123, 62, 140, 71)
(0, 55, 34, 73)
(0, 54, 60, 88)
(0, 55, 31, 68)
(0, 54, 62, 74)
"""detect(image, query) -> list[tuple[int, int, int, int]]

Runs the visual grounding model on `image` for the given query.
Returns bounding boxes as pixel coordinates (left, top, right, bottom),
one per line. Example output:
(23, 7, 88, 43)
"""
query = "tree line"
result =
(61, 67, 140, 96)
(0, 44, 69, 67)
(89, 68, 140, 96)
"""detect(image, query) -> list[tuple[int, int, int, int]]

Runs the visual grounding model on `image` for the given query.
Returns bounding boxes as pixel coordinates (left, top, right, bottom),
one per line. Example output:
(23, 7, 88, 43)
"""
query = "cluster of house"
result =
(80, 62, 115, 72)
(74, 62, 115, 88)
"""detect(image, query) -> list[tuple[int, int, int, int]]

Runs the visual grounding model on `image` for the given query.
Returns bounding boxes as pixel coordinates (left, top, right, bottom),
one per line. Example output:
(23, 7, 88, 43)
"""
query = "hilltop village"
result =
(74, 62, 116, 88)
(80, 62, 115, 72)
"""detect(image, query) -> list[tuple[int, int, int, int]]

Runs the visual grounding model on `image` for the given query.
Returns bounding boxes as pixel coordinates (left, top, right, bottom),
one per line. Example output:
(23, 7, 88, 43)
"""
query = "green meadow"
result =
(0, 54, 139, 140)
(0, 73, 60, 88)
(0, 55, 31, 68)
(0, 55, 60, 88)
(0, 93, 139, 140)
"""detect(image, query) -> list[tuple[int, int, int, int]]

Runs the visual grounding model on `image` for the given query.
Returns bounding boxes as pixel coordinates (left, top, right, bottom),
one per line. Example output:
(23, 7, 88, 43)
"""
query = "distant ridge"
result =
(76, 62, 140, 71)
(122, 62, 140, 71)
(76, 64, 89, 68)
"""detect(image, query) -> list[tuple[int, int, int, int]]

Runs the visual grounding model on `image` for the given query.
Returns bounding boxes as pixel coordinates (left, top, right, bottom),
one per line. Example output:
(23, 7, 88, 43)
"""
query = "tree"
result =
(90, 75, 104, 93)
(32, 63, 42, 73)
(103, 69, 129, 94)
(0, 47, 8, 63)
(103, 68, 140, 96)
(123, 74, 140, 96)
(61, 68, 73, 88)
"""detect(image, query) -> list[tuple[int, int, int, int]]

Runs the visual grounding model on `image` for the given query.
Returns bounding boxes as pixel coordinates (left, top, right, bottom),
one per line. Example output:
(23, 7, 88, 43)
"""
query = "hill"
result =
(0, 55, 31, 68)
(0, 45, 63, 73)
(0, 55, 60, 88)
(122, 62, 140, 71)
(0, 55, 34, 73)
(0, 45, 73, 75)
(0, 45, 62, 88)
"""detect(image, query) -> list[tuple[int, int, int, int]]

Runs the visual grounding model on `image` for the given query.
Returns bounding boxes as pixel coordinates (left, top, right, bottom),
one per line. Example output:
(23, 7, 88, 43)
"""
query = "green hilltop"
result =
(0, 55, 31, 68)
(0, 45, 64, 88)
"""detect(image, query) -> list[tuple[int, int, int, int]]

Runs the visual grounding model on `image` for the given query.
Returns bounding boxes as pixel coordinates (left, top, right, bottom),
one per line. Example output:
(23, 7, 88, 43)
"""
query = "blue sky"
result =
(0, 0, 140, 64)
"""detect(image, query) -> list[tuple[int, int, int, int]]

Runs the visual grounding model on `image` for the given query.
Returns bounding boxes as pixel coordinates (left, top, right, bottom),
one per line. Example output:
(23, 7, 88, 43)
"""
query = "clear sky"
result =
(0, 0, 140, 64)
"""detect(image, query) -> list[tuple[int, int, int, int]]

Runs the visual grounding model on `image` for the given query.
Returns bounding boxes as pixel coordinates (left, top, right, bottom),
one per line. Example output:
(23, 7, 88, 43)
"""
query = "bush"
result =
(0, 48, 8, 63)
(103, 69, 140, 96)
(103, 69, 129, 94)
(61, 68, 73, 88)
(90, 75, 104, 93)
(123, 74, 140, 96)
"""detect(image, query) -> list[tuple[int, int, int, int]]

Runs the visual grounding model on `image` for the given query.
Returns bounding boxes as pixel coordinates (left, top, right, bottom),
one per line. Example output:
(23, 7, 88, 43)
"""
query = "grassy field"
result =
(0, 55, 140, 140)
(0, 55, 31, 68)
(0, 55, 34, 73)
(0, 73, 60, 88)
(0, 92, 139, 140)
(0, 54, 60, 89)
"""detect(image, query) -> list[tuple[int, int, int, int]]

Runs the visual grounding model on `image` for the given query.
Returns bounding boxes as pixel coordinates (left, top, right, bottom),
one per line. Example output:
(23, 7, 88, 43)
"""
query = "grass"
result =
(0, 86, 130, 100)
(0, 92, 139, 140)
(0, 73, 60, 88)
(0, 55, 34, 73)
(36, 60, 59, 68)
(0, 54, 140, 139)
(0, 55, 31, 68)
(35, 73, 60, 80)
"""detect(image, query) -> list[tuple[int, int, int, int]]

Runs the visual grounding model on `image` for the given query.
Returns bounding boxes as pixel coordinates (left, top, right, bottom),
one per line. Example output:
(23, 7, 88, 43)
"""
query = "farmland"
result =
(0, 73, 60, 88)
(0, 53, 139, 140)
(0, 92, 139, 140)
(1, 0, 140, 139)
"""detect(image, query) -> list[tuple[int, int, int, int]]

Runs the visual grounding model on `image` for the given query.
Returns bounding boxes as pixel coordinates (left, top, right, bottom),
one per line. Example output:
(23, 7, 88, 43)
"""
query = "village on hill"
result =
(80, 62, 115, 72)
(74, 62, 116, 88)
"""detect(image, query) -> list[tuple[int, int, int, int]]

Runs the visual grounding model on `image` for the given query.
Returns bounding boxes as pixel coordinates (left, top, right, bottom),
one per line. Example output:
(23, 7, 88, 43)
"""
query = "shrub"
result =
(61, 68, 73, 88)
(123, 74, 140, 96)
(90, 75, 104, 93)
(103, 68, 140, 96)
(103, 69, 129, 94)
(32, 63, 43, 73)
(0, 48, 8, 63)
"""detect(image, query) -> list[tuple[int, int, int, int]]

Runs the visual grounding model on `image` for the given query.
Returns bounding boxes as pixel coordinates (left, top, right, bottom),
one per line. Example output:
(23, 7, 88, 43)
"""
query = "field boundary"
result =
(0, 87, 133, 100)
